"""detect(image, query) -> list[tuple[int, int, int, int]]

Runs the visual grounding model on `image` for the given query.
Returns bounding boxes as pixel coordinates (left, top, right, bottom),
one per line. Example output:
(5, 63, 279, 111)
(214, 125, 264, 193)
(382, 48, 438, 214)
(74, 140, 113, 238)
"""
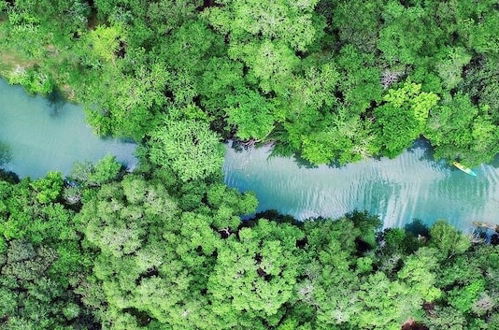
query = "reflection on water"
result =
(224, 141, 499, 232)
(0, 141, 11, 166)
(0, 80, 137, 178)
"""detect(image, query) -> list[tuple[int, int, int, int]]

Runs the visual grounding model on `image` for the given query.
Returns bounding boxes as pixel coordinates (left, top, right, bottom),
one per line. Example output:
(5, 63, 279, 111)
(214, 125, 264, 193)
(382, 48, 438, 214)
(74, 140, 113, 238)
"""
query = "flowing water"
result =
(224, 142, 499, 232)
(1, 79, 497, 232)
(0, 80, 137, 178)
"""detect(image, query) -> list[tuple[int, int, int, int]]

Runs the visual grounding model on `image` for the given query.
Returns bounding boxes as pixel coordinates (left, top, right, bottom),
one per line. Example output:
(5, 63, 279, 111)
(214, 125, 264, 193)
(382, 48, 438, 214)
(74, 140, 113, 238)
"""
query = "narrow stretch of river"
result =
(224, 143, 499, 232)
(0, 80, 137, 178)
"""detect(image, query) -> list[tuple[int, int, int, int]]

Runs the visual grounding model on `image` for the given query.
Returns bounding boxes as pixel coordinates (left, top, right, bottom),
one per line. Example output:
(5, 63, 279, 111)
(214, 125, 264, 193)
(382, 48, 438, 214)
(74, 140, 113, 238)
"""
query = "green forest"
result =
(1, 158, 498, 329)
(0, 0, 498, 329)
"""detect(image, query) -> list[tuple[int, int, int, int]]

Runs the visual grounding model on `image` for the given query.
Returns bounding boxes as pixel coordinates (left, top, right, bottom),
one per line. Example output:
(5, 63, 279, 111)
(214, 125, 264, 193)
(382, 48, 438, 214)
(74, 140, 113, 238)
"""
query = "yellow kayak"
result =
(453, 161, 477, 177)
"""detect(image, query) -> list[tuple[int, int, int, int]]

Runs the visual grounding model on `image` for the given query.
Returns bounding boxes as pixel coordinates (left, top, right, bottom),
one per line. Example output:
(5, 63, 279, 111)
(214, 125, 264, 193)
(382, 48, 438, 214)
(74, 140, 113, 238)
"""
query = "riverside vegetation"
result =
(0, 0, 498, 329)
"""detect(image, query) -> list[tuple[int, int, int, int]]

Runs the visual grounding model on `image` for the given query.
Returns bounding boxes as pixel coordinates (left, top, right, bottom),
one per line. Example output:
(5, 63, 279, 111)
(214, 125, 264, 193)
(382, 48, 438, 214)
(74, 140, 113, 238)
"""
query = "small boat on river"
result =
(453, 161, 477, 177)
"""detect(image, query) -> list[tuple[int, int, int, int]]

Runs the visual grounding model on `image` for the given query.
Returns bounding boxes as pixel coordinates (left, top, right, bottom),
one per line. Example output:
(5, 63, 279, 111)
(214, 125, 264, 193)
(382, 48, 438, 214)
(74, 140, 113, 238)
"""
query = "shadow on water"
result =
(408, 138, 436, 162)
(491, 154, 499, 168)
(46, 88, 67, 117)
(0, 141, 12, 166)
(404, 219, 429, 237)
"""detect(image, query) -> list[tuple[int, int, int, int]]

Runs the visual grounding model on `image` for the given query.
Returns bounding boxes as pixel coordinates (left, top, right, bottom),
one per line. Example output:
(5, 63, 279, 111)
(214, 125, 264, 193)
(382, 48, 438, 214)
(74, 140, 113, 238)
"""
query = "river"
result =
(224, 142, 499, 233)
(0, 79, 137, 178)
(1, 80, 498, 233)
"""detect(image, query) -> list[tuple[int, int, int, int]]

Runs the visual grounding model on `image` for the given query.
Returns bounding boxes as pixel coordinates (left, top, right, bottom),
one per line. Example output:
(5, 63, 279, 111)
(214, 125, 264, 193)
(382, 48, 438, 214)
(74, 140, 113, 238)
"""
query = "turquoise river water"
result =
(0, 80, 137, 178)
(224, 144, 499, 232)
(1, 80, 498, 232)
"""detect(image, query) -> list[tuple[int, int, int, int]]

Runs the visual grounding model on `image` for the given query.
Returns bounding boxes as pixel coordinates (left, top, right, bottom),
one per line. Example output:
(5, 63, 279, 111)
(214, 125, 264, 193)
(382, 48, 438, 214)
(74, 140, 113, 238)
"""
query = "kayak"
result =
(453, 161, 477, 177)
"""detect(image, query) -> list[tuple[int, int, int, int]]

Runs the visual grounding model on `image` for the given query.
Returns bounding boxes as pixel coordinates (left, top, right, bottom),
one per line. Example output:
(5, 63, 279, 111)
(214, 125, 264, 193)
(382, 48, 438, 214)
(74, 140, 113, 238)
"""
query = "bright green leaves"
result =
(225, 89, 276, 140)
(435, 47, 472, 90)
(86, 25, 124, 63)
(378, 1, 442, 65)
(202, 0, 326, 149)
(449, 279, 487, 313)
(374, 82, 439, 157)
(356, 272, 414, 329)
(336, 45, 382, 114)
(206, 0, 320, 51)
(81, 176, 179, 258)
(300, 130, 338, 164)
(429, 221, 471, 259)
(88, 155, 122, 185)
(229, 40, 299, 94)
(6, 67, 55, 95)
(70, 155, 122, 189)
(332, 0, 383, 53)
(2, 168, 498, 329)
(461, 57, 499, 122)
(77, 171, 270, 329)
(31, 172, 64, 204)
(398, 247, 442, 301)
(206, 184, 257, 228)
(0, 1, 7, 12)
(300, 115, 368, 164)
(94, 0, 202, 47)
(0, 173, 92, 329)
(457, 0, 499, 55)
(299, 213, 380, 328)
(198, 57, 245, 112)
(208, 219, 304, 321)
(425, 94, 499, 166)
(148, 118, 224, 182)
(161, 21, 223, 74)
(383, 82, 438, 125)
(292, 63, 339, 111)
(373, 100, 418, 157)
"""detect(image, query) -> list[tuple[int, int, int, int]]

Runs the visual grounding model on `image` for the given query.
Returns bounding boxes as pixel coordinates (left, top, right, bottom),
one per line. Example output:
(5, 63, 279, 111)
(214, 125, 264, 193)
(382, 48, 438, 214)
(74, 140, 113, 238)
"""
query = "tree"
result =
(148, 117, 224, 182)
(429, 221, 471, 259)
(225, 88, 276, 141)
(31, 172, 64, 204)
(208, 219, 304, 327)
(425, 94, 499, 166)
(205, 0, 321, 52)
(373, 82, 439, 157)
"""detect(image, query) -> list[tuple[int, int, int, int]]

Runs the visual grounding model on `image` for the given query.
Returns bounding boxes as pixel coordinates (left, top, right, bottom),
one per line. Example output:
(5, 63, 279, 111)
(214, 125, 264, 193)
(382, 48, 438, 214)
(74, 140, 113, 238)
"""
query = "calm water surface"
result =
(0, 80, 136, 178)
(224, 143, 499, 232)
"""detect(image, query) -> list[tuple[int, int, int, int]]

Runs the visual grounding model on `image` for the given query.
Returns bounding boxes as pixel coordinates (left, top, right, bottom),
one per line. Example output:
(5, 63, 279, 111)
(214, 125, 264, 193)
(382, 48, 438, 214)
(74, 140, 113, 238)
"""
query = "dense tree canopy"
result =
(1, 168, 498, 329)
(0, 0, 497, 166)
(0, 0, 498, 328)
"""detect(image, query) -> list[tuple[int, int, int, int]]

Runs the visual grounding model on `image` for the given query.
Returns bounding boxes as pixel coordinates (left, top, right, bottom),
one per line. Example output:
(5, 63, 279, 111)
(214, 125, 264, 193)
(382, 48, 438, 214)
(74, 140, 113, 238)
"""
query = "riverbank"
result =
(224, 140, 499, 233)
(0, 79, 137, 178)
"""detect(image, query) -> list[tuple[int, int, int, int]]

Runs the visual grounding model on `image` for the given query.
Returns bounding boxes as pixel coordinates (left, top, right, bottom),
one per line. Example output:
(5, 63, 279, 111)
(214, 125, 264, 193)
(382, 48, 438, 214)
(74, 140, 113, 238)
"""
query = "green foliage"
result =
(30, 172, 63, 203)
(85, 25, 124, 62)
(1, 169, 499, 328)
(89, 155, 122, 185)
(429, 221, 471, 258)
(225, 88, 276, 140)
(206, 0, 321, 51)
(148, 117, 224, 182)
(209, 220, 303, 321)
(0, 0, 499, 327)
(425, 94, 499, 166)
(1, 0, 497, 165)
(436, 47, 472, 90)
(449, 279, 486, 313)
(0, 173, 96, 329)
(374, 83, 439, 157)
